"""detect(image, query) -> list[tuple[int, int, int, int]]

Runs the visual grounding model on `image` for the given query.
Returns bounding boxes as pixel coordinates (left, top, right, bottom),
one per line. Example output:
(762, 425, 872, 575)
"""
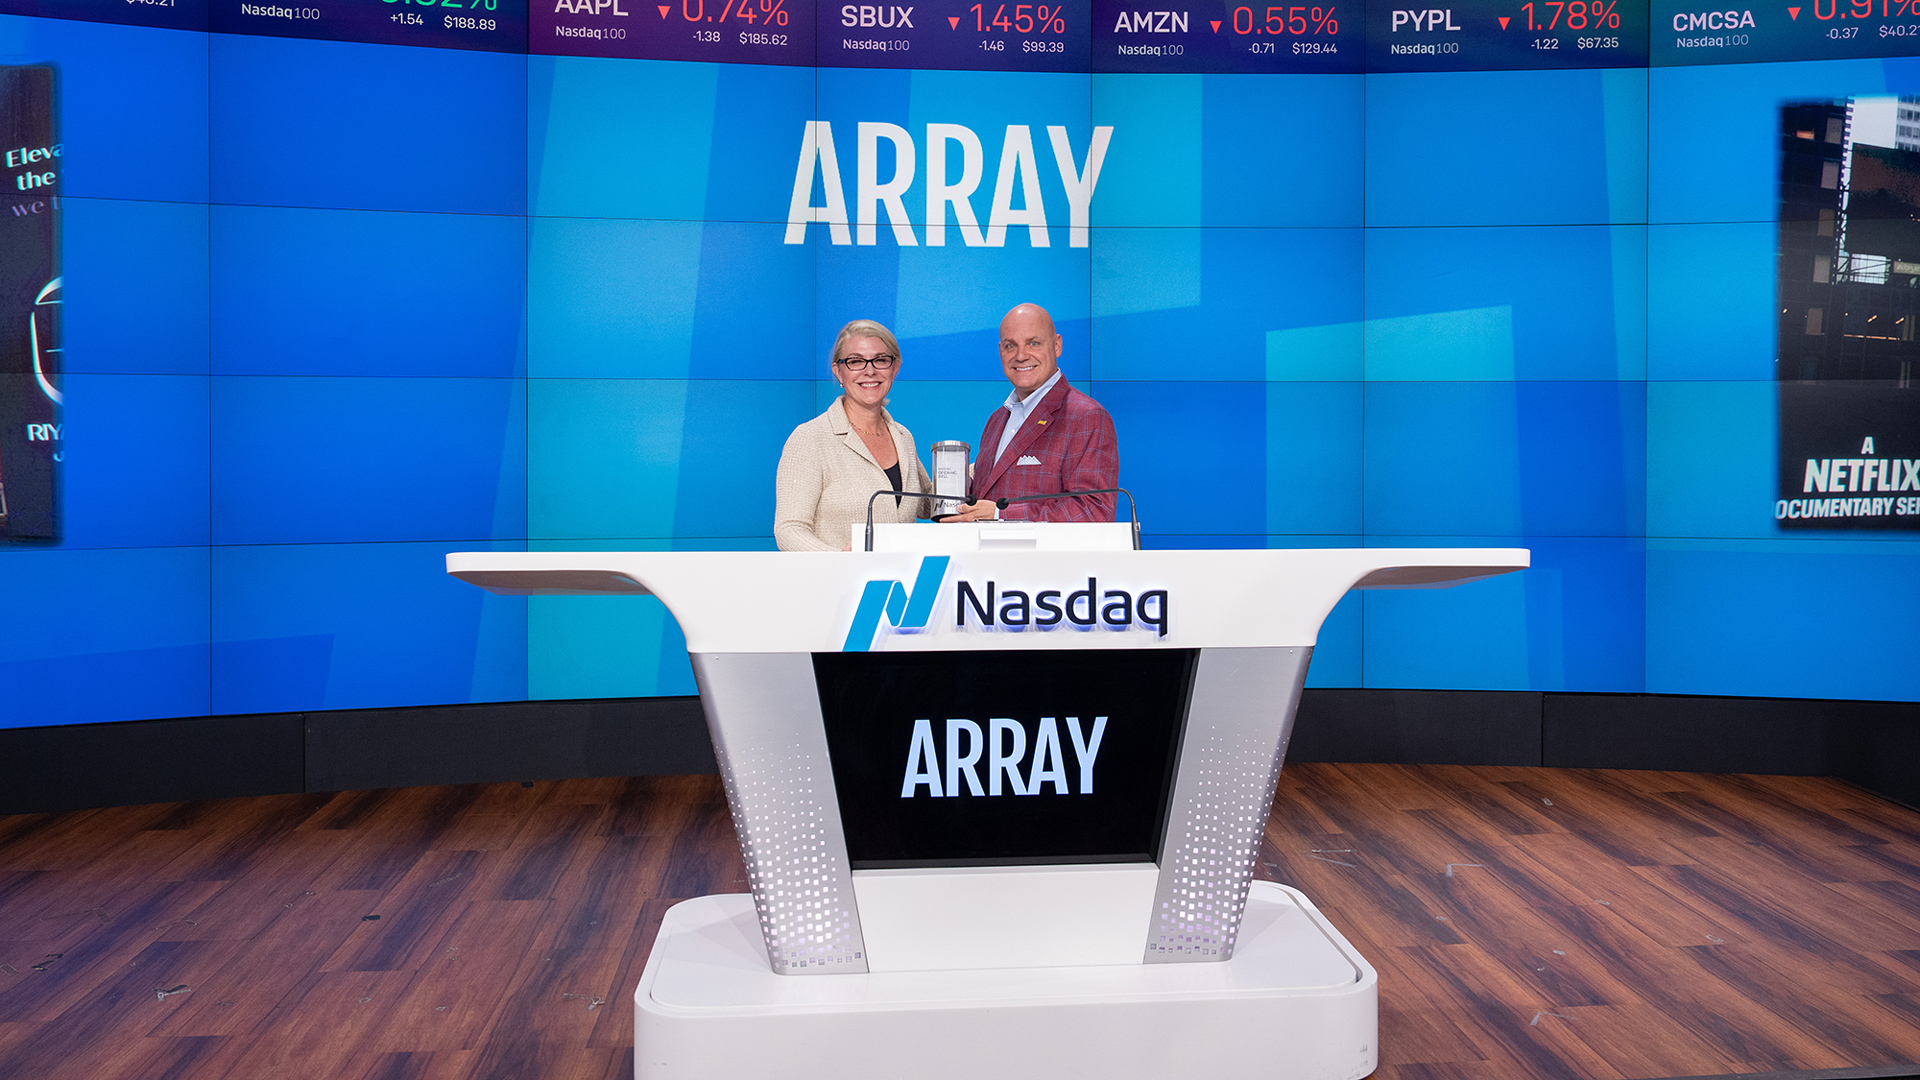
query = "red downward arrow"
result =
(948, 14, 959, 26)
(657, 4, 669, 15)
(1497, 14, 1509, 27)
(1209, 18, 1221, 30)
(1787, 4, 1800, 15)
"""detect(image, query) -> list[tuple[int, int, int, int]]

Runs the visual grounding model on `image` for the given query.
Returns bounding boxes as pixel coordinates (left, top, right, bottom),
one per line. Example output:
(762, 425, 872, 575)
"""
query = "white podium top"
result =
(860, 521, 1137, 553)
(447, 537, 1528, 654)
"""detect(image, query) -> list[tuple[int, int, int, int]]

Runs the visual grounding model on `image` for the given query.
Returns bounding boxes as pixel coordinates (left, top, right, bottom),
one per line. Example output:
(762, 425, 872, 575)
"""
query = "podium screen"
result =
(812, 649, 1197, 870)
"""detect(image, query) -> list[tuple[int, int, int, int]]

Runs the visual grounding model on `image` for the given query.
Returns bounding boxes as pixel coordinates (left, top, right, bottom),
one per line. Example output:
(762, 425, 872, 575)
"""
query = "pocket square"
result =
(1016, 454, 1042, 466)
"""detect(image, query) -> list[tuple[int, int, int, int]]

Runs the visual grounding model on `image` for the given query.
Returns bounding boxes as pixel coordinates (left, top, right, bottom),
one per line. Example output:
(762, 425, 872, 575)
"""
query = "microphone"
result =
(993, 488, 1141, 550)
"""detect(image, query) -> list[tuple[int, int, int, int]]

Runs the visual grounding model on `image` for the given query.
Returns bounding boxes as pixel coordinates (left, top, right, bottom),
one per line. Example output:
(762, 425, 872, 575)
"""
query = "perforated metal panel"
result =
(1145, 646, 1310, 963)
(694, 653, 868, 975)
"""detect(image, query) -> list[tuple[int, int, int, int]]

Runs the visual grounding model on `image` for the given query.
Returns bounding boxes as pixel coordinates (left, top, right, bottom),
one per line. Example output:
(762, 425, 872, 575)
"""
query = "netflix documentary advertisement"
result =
(1777, 97, 1920, 531)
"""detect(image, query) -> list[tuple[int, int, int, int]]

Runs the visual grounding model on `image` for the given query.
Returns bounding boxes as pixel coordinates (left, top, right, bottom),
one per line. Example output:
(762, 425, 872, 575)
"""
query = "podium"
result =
(447, 527, 1528, 1080)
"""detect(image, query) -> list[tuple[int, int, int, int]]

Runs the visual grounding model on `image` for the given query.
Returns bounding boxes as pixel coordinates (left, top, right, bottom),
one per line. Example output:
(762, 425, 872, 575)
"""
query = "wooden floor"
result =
(2, 765, 1919, 1080)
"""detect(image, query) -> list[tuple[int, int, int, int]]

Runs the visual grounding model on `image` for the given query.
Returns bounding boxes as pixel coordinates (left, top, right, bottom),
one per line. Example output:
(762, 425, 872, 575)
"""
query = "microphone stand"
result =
(864, 489, 929, 553)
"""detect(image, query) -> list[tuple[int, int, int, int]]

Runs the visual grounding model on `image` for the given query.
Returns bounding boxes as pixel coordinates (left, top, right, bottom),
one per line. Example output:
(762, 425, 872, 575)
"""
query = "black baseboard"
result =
(306, 696, 715, 792)
(1288, 689, 1545, 767)
(2, 688, 1918, 816)
(1541, 692, 1920, 808)
(0, 712, 305, 816)
(1287, 688, 1920, 810)
(0, 696, 713, 816)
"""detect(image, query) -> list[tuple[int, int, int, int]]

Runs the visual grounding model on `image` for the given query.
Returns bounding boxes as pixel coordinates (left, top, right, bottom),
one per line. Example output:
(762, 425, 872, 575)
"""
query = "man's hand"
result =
(943, 499, 999, 522)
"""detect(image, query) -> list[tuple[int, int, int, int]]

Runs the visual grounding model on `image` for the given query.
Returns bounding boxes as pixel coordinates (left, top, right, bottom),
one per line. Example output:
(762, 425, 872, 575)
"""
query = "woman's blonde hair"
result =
(829, 319, 902, 370)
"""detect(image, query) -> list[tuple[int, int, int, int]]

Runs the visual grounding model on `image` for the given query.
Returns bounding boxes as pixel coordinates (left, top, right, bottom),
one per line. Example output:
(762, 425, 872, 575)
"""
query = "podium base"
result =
(633, 880, 1378, 1080)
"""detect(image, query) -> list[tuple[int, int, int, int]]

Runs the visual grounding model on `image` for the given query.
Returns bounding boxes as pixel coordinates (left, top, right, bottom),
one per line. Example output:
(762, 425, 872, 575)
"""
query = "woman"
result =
(775, 319, 933, 551)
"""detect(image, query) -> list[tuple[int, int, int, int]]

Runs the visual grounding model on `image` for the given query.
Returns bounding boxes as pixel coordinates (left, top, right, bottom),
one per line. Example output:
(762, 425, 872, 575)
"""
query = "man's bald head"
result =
(1000, 303, 1057, 339)
(998, 302, 1063, 400)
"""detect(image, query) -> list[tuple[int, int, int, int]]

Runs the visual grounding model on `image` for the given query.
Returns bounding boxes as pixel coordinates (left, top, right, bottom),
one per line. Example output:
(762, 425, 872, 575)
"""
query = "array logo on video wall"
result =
(1776, 96, 1920, 530)
(782, 121, 1112, 248)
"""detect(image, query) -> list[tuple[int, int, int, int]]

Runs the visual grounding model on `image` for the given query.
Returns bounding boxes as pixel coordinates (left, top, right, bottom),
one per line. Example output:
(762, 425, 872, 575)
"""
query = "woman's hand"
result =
(943, 499, 998, 522)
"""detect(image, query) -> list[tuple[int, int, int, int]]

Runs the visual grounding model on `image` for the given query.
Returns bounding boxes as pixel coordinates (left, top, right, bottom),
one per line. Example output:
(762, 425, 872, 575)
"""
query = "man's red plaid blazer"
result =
(968, 378, 1119, 522)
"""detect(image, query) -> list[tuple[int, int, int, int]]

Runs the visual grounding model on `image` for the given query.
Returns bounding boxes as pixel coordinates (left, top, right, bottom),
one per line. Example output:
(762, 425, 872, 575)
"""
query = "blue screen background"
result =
(4, 13, 1918, 728)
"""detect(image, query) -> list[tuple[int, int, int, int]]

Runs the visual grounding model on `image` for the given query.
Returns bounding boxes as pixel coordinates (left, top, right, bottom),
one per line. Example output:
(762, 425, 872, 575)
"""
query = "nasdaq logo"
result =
(784, 121, 1113, 248)
(844, 555, 950, 652)
(957, 577, 1168, 637)
(844, 556, 1170, 650)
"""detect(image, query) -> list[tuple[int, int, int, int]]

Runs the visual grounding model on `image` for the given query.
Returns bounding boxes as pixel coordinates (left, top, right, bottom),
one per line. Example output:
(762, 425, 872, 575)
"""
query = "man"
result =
(948, 303, 1118, 522)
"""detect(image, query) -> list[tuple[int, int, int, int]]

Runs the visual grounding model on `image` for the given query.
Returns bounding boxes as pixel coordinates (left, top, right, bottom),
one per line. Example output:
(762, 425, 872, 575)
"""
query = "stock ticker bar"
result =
(535, 0, 814, 62)
(11, 0, 1920, 66)
(0, 0, 208, 30)
(209, 0, 529, 50)
(816, 0, 1089, 72)
(1650, 0, 1920, 63)
(1092, 0, 1360, 72)
(1364, 0, 1649, 69)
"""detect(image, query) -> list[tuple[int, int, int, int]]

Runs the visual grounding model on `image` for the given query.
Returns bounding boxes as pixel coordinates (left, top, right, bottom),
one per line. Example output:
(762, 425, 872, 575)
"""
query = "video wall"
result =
(3, 0, 1918, 729)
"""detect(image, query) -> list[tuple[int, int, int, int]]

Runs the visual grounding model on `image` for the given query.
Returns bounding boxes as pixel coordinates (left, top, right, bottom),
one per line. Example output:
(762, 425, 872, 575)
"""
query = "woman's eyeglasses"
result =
(836, 354, 897, 371)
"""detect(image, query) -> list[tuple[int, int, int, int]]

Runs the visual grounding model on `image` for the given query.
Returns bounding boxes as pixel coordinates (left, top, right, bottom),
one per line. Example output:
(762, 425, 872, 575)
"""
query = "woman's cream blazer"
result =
(775, 397, 933, 551)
